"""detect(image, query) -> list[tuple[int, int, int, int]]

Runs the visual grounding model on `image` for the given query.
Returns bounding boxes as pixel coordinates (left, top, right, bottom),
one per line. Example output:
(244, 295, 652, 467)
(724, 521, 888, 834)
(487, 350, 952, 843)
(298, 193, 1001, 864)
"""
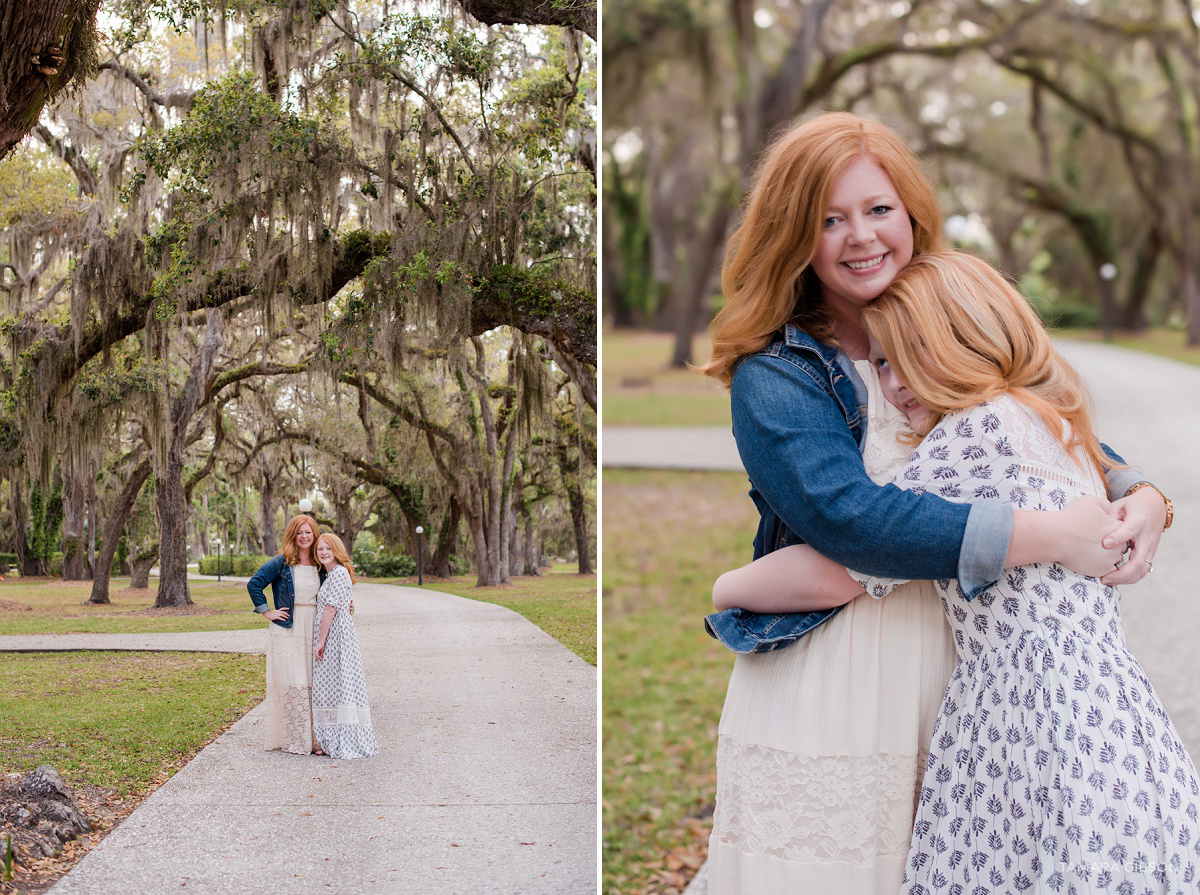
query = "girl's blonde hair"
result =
(316, 532, 357, 583)
(701, 111, 948, 385)
(861, 251, 1113, 480)
(280, 515, 318, 566)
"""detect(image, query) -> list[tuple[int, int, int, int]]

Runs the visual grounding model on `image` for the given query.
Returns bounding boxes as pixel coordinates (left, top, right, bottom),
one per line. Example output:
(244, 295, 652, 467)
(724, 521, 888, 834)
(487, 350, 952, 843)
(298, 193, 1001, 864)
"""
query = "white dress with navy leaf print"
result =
(850, 395, 1200, 894)
(312, 566, 379, 760)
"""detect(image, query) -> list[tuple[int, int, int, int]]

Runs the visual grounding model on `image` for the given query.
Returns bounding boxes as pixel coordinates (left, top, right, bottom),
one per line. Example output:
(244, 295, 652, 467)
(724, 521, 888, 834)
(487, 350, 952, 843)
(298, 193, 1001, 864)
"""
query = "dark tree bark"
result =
(153, 309, 224, 607)
(129, 543, 159, 589)
(0, 0, 100, 160)
(259, 466, 277, 556)
(458, 0, 595, 39)
(59, 468, 88, 580)
(428, 496, 461, 578)
(89, 456, 151, 604)
(10, 478, 28, 575)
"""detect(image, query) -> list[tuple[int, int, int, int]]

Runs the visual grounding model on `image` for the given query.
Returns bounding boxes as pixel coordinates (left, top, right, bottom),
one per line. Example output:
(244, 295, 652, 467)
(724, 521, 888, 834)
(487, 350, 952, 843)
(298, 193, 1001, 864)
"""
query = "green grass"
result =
(0, 651, 264, 795)
(602, 469, 757, 895)
(602, 328, 730, 427)
(383, 561, 597, 666)
(0, 577, 261, 636)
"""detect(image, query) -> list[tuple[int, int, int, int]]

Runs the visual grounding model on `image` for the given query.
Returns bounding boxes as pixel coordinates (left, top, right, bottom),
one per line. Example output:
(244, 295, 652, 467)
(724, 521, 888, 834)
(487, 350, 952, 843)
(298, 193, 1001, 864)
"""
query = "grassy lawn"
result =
(0, 577, 261, 636)
(601, 329, 730, 427)
(383, 560, 597, 666)
(0, 651, 264, 796)
(602, 469, 756, 895)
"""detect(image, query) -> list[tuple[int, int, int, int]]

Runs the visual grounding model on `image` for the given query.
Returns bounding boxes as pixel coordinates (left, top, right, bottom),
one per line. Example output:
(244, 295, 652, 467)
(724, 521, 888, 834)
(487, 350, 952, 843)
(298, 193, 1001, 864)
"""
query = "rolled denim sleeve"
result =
(731, 353, 1006, 589)
(1099, 442, 1145, 500)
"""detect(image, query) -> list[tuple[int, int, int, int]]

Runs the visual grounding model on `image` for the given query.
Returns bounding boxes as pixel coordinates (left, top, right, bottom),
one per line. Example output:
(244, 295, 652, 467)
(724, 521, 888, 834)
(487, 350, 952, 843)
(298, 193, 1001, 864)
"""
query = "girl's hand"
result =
(1049, 495, 1124, 578)
(1100, 486, 1168, 586)
(263, 608, 289, 622)
(314, 641, 325, 661)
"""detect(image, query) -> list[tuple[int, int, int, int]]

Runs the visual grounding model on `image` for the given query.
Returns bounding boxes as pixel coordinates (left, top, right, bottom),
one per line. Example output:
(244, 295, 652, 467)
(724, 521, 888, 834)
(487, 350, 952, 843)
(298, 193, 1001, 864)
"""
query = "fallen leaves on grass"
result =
(641, 817, 710, 895)
(0, 784, 136, 895)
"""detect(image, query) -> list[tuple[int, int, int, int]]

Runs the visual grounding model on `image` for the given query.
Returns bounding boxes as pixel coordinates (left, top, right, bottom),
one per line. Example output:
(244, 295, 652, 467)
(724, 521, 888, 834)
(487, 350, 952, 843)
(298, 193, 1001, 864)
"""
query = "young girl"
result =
(247, 514, 325, 755)
(712, 251, 1198, 893)
(312, 533, 379, 760)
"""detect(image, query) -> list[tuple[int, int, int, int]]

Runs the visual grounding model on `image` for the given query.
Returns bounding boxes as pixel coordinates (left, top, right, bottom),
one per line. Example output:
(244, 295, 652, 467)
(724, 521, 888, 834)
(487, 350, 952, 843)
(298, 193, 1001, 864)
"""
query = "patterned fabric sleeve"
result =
(321, 566, 353, 611)
(846, 396, 1088, 600)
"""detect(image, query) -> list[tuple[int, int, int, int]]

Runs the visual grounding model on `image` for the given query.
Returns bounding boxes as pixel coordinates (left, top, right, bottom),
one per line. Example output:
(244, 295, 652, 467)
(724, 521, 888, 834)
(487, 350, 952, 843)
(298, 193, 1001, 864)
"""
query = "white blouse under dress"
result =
(849, 395, 1200, 894)
(311, 566, 379, 760)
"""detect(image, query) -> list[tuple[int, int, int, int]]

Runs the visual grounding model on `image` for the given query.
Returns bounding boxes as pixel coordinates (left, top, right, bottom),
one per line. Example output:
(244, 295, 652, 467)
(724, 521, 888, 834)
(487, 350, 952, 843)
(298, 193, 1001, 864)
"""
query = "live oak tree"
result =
(1, 1, 595, 600)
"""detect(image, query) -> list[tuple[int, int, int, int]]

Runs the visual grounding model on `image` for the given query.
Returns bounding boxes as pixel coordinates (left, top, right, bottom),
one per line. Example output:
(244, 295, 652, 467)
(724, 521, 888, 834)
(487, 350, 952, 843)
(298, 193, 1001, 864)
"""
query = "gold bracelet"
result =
(1125, 482, 1174, 531)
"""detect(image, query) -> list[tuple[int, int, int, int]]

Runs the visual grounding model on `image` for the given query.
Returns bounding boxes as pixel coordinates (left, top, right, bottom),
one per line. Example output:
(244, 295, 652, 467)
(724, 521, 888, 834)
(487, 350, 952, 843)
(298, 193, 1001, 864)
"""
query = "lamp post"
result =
(214, 538, 222, 583)
(415, 526, 424, 586)
(1099, 262, 1118, 343)
(298, 498, 313, 514)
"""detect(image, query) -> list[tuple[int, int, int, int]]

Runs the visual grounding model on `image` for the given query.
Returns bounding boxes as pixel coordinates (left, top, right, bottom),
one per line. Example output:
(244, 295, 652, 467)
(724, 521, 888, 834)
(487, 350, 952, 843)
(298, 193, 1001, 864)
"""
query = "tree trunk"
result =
(456, 0, 595, 39)
(130, 543, 159, 589)
(89, 458, 151, 604)
(0, 0, 99, 161)
(427, 496, 460, 578)
(1117, 227, 1163, 332)
(669, 204, 733, 368)
(153, 309, 223, 607)
(566, 476, 591, 574)
(467, 497, 492, 586)
(60, 470, 88, 580)
(10, 479, 28, 576)
(154, 443, 193, 606)
(555, 437, 593, 575)
(259, 469, 276, 555)
(521, 512, 540, 576)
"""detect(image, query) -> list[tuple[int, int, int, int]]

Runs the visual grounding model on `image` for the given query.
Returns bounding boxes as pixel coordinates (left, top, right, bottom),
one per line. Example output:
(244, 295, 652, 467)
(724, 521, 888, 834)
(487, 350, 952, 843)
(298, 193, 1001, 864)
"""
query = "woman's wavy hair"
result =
(862, 251, 1113, 480)
(279, 515, 318, 566)
(316, 532, 357, 583)
(701, 111, 948, 385)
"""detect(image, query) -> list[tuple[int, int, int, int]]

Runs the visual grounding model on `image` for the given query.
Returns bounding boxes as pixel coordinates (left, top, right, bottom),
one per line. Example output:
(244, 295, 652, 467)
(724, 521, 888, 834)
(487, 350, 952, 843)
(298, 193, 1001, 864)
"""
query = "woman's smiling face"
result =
(811, 155, 915, 318)
(295, 523, 315, 550)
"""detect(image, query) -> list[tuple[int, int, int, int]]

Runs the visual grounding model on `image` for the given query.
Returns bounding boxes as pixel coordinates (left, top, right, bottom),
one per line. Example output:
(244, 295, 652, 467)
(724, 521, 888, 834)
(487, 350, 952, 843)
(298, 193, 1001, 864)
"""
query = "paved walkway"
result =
(604, 339, 1200, 895)
(2, 582, 596, 894)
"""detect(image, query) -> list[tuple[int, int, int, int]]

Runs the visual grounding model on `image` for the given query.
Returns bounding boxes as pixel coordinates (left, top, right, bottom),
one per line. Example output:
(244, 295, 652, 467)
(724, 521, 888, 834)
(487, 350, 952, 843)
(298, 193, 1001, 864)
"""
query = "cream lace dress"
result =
(706, 361, 958, 894)
(263, 563, 320, 754)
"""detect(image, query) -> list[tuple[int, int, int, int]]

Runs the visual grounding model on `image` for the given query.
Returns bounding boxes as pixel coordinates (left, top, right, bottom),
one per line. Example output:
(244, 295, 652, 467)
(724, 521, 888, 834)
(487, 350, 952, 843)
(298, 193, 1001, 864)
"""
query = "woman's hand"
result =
(1100, 486, 1168, 586)
(1035, 495, 1124, 578)
(314, 640, 325, 661)
(263, 608, 289, 622)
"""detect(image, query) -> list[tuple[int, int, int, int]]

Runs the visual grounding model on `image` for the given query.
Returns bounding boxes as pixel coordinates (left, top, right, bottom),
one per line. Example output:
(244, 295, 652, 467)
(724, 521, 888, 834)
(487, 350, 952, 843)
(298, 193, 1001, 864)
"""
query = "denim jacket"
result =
(704, 324, 1140, 654)
(247, 555, 326, 629)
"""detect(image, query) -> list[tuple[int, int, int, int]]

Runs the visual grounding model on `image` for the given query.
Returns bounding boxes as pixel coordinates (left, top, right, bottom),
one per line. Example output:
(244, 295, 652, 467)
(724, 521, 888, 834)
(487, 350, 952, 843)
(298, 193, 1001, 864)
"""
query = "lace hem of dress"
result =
(279, 684, 313, 754)
(713, 737, 925, 864)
